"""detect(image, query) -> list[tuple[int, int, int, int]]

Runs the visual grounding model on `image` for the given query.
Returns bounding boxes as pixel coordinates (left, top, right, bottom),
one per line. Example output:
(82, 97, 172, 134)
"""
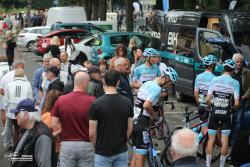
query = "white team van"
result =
(46, 6, 87, 26)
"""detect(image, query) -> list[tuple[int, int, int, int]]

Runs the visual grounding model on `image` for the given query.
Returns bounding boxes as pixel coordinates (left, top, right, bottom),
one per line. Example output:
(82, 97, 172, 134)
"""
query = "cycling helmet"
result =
(143, 48, 160, 57)
(223, 59, 236, 69)
(202, 55, 217, 66)
(162, 66, 178, 84)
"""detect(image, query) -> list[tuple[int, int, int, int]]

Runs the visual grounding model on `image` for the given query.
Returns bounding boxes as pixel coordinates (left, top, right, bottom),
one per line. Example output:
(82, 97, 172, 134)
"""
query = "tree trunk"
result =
(92, 0, 99, 20)
(125, 0, 133, 32)
(98, 0, 107, 20)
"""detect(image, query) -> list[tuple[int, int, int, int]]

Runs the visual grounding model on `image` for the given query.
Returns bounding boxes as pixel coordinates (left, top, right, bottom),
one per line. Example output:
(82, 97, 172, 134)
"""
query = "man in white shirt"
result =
(0, 55, 10, 136)
(4, 69, 33, 151)
(60, 52, 71, 74)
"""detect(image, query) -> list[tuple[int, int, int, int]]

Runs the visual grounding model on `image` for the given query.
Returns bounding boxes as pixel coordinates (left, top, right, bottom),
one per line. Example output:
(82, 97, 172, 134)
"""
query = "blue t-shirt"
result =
(133, 64, 161, 84)
(194, 71, 216, 106)
(208, 74, 240, 112)
(134, 80, 161, 118)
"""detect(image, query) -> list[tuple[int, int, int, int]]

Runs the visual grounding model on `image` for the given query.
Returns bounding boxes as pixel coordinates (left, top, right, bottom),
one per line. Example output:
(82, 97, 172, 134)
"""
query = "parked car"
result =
(90, 32, 151, 64)
(59, 35, 95, 60)
(16, 26, 51, 51)
(51, 22, 106, 34)
(34, 29, 90, 56)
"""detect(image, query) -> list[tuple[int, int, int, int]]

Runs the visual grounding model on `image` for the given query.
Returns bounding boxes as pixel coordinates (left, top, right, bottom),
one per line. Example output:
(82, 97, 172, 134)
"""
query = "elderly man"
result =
(231, 53, 250, 146)
(9, 98, 55, 167)
(52, 72, 95, 167)
(115, 57, 133, 103)
(60, 51, 71, 74)
(32, 53, 51, 104)
(170, 128, 205, 167)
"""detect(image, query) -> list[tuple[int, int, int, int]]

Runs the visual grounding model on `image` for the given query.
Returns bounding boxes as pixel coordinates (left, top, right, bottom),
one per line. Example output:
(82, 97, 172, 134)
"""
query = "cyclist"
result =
(206, 59, 240, 167)
(131, 48, 161, 89)
(194, 55, 217, 141)
(131, 66, 178, 167)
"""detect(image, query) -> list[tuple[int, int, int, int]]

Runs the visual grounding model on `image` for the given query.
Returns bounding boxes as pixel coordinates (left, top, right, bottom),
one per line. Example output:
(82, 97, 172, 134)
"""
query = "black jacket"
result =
(171, 157, 206, 167)
(118, 73, 134, 105)
(10, 121, 56, 167)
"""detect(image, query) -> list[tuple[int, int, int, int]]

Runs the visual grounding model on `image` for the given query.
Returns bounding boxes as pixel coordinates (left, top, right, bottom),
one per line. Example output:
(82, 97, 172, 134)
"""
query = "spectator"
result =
(128, 38, 137, 52)
(117, 10, 123, 32)
(231, 53, 250, 145)
(41, 90, 63, 159)
(64, 64, 87, 94)
(115, 57, 134, 104)
(60, 52, 71, 74)
(98, 59, 107, 78)
(170, 128, 205, 167)
(3, 30, 16, 67)
(87, 66, 104, 98)
(9, 99, 55, 167)
(4, 69, 33, 151)
(89, 70, 133, 167)
(109, 44, 130, 76)
(52, 72, 95, 167)
(0, 55, 10, 136)
(130, 47, 144, 82)
(32, 53, 51, 104)
(64, 36, 76, 59)
(83, 60, 93, 68)
(45, 36, 61, 59)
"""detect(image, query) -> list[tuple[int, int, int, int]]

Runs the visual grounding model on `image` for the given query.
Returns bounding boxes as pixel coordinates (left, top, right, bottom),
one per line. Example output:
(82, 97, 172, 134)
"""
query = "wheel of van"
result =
(174, 90, 185, 102)
(27, 41, 35, 52)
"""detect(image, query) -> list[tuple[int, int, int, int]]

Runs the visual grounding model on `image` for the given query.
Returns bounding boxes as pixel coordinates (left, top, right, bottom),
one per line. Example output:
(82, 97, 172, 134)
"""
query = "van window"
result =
(110, 35, 130, 47)
(198, 31, 231, 63)
(176, 27, 196, 58)
(133, 35, 151, 48)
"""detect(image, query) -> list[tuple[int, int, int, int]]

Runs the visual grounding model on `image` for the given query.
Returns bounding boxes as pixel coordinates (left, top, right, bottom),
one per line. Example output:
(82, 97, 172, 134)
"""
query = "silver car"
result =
(17, 26, 51, 52)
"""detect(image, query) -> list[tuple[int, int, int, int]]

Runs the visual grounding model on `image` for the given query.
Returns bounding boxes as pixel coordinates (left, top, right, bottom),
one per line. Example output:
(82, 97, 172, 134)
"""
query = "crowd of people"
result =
(0, 27, 249, 167)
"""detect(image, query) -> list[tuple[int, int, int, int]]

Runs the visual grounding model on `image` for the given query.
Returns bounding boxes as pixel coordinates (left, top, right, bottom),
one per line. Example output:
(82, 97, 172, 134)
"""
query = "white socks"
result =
(220, 155, 227, 167)
(206, 154, 212, 167)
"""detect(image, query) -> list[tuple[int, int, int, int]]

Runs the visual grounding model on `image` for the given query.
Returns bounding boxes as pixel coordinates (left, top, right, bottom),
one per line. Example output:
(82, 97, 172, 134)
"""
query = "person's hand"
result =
(154, 116, 163, 126)
(53, 124, 62, 136)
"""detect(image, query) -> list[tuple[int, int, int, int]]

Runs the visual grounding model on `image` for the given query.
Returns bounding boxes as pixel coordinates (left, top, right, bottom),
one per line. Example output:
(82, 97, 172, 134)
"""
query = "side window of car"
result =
(134, 35, 151, 48)
(110, 35, 130, 47)
(85, 38, 95, 46)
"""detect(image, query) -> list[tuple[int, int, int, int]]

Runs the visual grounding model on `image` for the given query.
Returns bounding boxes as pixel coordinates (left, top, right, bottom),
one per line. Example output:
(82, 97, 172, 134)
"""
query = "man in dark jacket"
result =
(9, 98, 55, 167)
(170, 128, 205, 167)
(115, 57, 134, 104)
(231, 53, 250, 145)
(87, 65, 104, 98)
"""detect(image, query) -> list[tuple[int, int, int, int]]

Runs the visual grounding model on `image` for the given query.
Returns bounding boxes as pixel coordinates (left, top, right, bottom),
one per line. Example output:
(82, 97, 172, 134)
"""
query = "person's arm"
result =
(131, 67, 141, 89)
(89, 120, 98, 147)
(194, 90, 199, 105)
(127, 118, 133, 138)
(234, 80, 241, 110)
(32, 68, 41, 102)
(51, 116, 61, 134)
(35, 135, 52, 167)
(143, 100, 157, 119)
(242, 70, 250, 100)
(206, 94, 212, 109)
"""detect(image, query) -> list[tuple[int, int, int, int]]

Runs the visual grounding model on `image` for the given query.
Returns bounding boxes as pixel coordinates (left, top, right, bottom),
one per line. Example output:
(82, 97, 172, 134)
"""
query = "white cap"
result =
(70, 64, 87, 74)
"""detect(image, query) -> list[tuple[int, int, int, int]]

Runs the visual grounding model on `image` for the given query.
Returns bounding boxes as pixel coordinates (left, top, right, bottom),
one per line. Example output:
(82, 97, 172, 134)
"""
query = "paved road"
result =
(0, 47, 229, 166)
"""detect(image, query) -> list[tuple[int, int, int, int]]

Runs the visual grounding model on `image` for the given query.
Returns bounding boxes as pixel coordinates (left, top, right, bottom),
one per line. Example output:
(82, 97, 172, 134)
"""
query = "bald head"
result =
(171, 128, 197, 160)
(73, 72, 90, 91)
(49, 58, 61, 69)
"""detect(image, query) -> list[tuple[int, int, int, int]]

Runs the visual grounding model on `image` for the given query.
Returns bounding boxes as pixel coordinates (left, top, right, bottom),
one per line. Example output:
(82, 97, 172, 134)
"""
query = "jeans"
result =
(60, 141, 94, 167)
(231, 100, 245, 146)
(241, 109, 250, 130)
(95, 151, 128, 167)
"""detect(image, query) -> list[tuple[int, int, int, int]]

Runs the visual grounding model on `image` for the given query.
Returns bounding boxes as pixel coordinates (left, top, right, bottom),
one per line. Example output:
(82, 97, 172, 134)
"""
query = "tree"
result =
(125, 0, 133, 32)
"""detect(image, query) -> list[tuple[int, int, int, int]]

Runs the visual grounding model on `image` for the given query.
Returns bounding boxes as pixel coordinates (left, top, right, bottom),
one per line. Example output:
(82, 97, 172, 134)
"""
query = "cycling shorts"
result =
(132, 115, 150, 155)
(208, 110, 231, 131)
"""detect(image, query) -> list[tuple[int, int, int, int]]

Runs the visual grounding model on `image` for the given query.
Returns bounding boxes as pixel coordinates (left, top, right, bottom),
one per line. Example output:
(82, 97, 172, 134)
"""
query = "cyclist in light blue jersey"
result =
(194, 55, 217, 141)
(131, 66, 178, 167)
(206, 59, 240, 167)
(131, 48, 161, 89)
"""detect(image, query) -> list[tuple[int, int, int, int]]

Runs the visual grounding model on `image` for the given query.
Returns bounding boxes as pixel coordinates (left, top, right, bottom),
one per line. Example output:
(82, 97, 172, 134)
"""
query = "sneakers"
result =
(1, 128, 5, 136)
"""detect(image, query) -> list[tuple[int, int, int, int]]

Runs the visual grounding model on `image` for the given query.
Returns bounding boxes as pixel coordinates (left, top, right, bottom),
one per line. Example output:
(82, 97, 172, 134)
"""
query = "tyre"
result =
(160, 139, 172, 166)
(27, 41, 35, 52)
(162, 119, 171, 144)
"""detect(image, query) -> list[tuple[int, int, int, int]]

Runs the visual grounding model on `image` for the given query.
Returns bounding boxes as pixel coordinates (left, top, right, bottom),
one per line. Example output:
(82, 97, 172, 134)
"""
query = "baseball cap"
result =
(10, 99, 38, 114)
(45, 66, 60, 76)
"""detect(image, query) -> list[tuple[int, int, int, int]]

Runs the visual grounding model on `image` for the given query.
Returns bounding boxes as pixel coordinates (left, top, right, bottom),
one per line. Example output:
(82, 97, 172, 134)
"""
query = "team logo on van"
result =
(167, 14, 179, 23)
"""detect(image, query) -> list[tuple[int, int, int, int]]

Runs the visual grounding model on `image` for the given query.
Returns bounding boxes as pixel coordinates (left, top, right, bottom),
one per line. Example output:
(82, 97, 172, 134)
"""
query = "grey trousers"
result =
(60, 141, 94, 167)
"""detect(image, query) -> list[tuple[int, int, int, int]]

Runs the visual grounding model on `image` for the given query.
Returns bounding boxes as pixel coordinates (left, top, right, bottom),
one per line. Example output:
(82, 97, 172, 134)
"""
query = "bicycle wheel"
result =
(160, 139, 173, 166)
(161, 119, 171, 145)
(202, 135, 221, 162)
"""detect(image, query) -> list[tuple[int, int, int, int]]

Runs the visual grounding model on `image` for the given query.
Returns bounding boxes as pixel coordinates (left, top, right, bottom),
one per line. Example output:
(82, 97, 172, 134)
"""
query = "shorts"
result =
(208, 112, 231, 131)
(132, 115, 150, 155)
(198, 106, 209, 121)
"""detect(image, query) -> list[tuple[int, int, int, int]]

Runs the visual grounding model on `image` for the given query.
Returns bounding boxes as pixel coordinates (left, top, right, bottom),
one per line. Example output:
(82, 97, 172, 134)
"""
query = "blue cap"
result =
(10, 99, 38, 113)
